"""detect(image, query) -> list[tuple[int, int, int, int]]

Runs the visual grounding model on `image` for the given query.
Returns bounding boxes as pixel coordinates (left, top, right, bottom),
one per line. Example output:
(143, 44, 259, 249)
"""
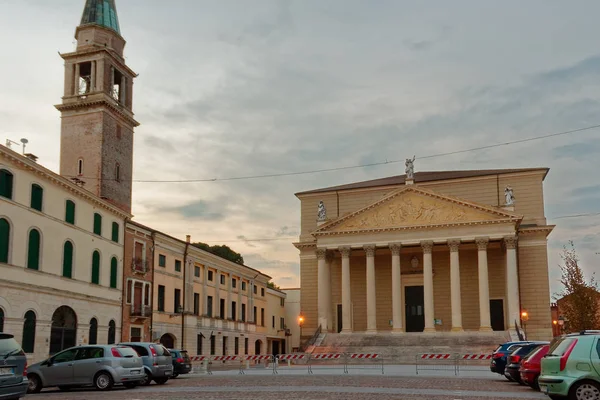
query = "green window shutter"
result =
(110, 257, 118, 288)
(91, 251, 100, 284)
(93, 213, 102, 235)
(21, 311, 36, 353)
(63, 241, 73, 278)
(30, 184, 43, 211)
(27, 229, 41, 270)
(65, 201, 76, 224)
(111, 222, 119, 243)
(0, 218, 9, 263)
(0, 170, 13, 200)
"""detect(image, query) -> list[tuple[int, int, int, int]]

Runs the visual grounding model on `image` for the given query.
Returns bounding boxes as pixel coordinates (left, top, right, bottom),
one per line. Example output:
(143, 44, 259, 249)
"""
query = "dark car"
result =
(168, 350, 191, 378)
(519, 344, 550, 391)
(490, 341, 531, 376)
(504, 342, 549, 383)
(0, 333, 28, 400)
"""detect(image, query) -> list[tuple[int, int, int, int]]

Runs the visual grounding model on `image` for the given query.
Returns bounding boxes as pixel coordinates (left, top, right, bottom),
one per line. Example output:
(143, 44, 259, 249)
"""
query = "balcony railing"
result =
(131, 257, 148, 273)
(130, 307, 151, 318)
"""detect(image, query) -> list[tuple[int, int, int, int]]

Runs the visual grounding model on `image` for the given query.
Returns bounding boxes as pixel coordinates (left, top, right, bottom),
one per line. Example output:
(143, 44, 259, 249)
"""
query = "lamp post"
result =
(298, 314, 304, 351)
(521, 310, 529, 339)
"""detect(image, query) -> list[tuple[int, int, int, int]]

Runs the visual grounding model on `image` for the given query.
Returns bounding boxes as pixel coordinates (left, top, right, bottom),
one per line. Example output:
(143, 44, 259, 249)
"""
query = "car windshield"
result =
(0, 335, 22, 357)
(180, 350, 190, 359)
(548, 338, 577, 356)
(115, 347, 139, 358)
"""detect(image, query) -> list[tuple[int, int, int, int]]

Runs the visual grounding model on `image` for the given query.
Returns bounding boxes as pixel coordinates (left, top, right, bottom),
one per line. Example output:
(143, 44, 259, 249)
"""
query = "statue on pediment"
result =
(405, 156, 416, 179)
(317, 201, 327, 221)
(504, 186, 515, 206)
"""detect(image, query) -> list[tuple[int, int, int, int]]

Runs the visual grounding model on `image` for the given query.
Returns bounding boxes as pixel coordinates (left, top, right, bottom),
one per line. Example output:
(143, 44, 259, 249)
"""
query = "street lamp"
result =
(298, 314, 305, 350)
(521, 310, 529, 338)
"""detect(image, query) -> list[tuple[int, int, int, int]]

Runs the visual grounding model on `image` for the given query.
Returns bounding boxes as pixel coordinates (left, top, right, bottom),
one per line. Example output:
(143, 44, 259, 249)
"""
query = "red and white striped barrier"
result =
(311, 353, 342, 359)
(245, 355, 272, 361)
(279, 354, 305, 360)
(349, 353, 379, 359)
(461, 354, 492, 360)
(212, 355, 239, 361)
(420, 354, 452, 359)
(190, 355, 207, 362)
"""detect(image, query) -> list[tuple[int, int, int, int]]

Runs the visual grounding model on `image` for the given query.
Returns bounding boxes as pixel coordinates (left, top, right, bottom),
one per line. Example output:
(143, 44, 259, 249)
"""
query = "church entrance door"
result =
(405, 286, 425, 332)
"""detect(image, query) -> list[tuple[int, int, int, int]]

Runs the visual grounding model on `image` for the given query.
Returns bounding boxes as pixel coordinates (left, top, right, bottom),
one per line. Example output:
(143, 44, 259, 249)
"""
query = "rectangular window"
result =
(219, 299, 225, 319)
(197, 334, 203, 355)
(126, 280, 132, 304)
(261, 288, 265, 297)
(158, 254, 166, 267)
(261, 308, 265, 326)
(65, 200, 76, 224)
(144, 284, 150, 306)
(272, 316, 275, 328)
(130, 327, 142, 342)
(242, 281, 246, 291)
(254, 285, 257, 295)
(220, 274, 225, 285)
(234, 337, 239, 355)
(223, 336, 228, 356)
(231, 301, 237, 320)
(280, 317, 285, 330)
(157, 285, 165, 312)
(244, 338, 249, 355)
(210, 335, 215, 355)
(30, 184, 43, 211)
(0, 170, 13, 200)
(207, 296, 213, 317)
(280, 298, 285, 307)
(253, 307, 257, 324)
(174, 289, 181, 313)
(111, 222, 119, 243)
(194, 266, 200, 277)
(208, 270, 214, 281)
(93, 213, 102, 235)
(241, 304, 246, 322)
(232, 278, 237, 288)
(175, 260, 182, 272)
(194, 293, 200, 315)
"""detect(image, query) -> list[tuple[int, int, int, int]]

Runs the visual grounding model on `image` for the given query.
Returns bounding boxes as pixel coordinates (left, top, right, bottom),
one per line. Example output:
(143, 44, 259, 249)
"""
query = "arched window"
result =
(65, 200, 76, 225)
(93, 213, 102, 236)
(108, 320, 116, 344)
(27, 229, 41, 270)
(22, 311, 36, 353)
(62, 241, 74, 278)
(160, 333, 175, 349)
(50, 306, 77, 354)
(110, 257, 118, 289)
(0, 218, 9, 264)
(77, 159, 83, 176)
(91, 251, 100, 285)
(115, 163, 121, 182)
(89, 318, 98, 345)
(30, 184, 43, 212)
(111, 222, 119, 243)
(0, 169, 13, 200)
(0, 308, 4, 332)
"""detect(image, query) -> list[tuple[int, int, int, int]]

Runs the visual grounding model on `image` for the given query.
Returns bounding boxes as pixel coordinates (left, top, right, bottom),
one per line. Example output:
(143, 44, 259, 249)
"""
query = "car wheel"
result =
(570, 381, 600, 400)
(140, 370, 152, 386)
(504, 374, 514, 382)
(27, 374, 43, 394)
(154, 378, 168, 385)
(94, 372, 114, 391)
(123, 382, 138, 389)
(172, 373, 179, 378)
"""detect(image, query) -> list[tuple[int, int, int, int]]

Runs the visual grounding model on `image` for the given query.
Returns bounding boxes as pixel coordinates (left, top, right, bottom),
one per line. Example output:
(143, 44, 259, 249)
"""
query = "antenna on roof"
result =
(20, 138, 28, 155)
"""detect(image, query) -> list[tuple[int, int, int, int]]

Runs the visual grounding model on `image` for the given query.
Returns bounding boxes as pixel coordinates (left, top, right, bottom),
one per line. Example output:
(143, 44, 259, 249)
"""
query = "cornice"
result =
(518, 225, 555, 237)
(60, 47, 137, 77)
(293, 242, 317, 250)
(55, 98, 140, 127)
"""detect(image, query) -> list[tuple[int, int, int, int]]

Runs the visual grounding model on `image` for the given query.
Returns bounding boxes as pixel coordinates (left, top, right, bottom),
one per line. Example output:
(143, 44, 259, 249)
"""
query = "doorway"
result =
(272, 341, 280, 356)
(336, 304, 343, 333)
(490, 299, 505, 331)
(405, 286, 425, 332)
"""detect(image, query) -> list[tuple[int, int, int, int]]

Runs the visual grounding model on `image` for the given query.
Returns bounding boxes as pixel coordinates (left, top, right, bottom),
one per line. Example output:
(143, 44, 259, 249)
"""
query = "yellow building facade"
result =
(295, 168, 554, 341)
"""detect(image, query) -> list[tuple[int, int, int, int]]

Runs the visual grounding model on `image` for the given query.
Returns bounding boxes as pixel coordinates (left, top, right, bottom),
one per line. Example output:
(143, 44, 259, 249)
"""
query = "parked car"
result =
(0, 333, 28, 400)
(27, 345, 143, 393)
(490, 341, 531, 377)
(169, 349, 191, 378)
(118, 343, 173, 385)
(539, 331, 600, 400)
(504, 342, 549, 383)
(519, 344, 550, 391)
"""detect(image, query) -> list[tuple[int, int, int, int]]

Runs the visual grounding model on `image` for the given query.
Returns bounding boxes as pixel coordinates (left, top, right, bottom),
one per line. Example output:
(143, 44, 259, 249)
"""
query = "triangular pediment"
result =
(314, 186, 521, 235)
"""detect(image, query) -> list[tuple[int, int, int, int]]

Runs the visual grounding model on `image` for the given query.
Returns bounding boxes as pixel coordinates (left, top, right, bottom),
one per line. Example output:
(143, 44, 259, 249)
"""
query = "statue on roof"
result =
(405, 156, 416, 180)
(504, 186, 515, 206)
(317, 201, 327, 222)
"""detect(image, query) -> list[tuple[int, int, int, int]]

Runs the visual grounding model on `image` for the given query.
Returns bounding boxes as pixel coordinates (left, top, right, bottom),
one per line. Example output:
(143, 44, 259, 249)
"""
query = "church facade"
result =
(295, 168, 554, 341)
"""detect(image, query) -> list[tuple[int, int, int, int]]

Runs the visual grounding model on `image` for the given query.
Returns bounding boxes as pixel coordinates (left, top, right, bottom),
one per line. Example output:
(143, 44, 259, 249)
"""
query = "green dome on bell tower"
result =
(80, 0, 121, 35)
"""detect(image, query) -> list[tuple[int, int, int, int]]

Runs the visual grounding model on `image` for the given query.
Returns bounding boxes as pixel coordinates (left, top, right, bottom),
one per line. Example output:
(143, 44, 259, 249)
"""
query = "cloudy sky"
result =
(1, 0, 599, 294)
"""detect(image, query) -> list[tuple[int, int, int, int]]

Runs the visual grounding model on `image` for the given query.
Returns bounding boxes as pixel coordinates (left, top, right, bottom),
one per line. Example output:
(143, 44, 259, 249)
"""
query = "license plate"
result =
(165, 371, 171, 376)
(131, 370, 140, 374)
(0, 367, 14, 375)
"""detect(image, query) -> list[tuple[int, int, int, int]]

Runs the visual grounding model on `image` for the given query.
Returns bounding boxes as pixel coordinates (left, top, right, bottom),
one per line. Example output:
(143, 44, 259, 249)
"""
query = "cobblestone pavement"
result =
(27, 374, 547, 400)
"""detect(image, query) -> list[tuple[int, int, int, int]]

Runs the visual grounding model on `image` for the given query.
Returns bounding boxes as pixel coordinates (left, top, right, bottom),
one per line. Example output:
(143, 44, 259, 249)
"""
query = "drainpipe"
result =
(182, 235, 191, 349)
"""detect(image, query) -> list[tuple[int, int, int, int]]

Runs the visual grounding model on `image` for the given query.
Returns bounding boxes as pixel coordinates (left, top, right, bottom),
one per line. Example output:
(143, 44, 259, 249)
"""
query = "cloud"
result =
(157, 199, 228, 221)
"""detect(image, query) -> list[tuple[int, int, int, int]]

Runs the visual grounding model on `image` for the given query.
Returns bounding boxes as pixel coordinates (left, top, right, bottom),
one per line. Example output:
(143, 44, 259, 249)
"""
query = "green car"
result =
(539, 331, 600, 400)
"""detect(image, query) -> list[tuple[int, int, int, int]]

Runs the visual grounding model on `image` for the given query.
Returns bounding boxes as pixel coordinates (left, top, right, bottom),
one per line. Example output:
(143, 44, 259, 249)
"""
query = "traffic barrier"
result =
(307, 353, 344, 374)
(456, 353, 493, 374)
(241, 355, 276, 375)
(346, 353, 383, 374)
(461, 354, 492, 360)
(278, 354, 306, 361)
(208, 355, 242, 375)
(416, 354, 457, 375)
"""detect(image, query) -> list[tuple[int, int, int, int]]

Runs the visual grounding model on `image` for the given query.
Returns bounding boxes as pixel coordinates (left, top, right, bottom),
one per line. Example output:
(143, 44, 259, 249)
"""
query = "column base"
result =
(340, 329, 353, 335)
(365, 329, 377, 335)
(423, 327, 436, 333)
(479, 326, 493, 332)
(392, 327, 405, 333)
(450, 327, 464, 333)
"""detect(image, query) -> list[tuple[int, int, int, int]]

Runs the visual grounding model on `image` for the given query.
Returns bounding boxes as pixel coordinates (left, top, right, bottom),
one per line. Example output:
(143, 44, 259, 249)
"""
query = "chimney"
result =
(186, 235, 191, 243)
(24, 153, 38, 162)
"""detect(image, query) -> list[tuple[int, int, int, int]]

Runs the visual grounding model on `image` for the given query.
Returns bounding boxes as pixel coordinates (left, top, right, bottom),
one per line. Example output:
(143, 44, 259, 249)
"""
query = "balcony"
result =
(131, 257, 148, 274)
(129, 307, 151, 318)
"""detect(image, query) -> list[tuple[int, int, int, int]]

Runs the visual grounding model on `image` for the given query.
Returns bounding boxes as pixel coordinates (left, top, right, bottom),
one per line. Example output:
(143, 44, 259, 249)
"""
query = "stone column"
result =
(364, 245, 377, 333)
(325, 252, 333, 332)
(74, 63, 80, 95)
(476, 238, 492, 331)
(421, 241, 436, 333)
(390, 243, 403, 332)
(120, 75, 127, 104)
(504, 236, 520, 328)
(96, 59, 104, 92)
(90, 61, 96, 93)
(316, 248, 328, 330)
(339, 246, 352, 334)
(448, 240, 463, 332)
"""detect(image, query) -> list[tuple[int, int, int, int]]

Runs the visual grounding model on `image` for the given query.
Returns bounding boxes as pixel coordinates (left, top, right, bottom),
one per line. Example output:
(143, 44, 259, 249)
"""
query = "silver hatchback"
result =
(118, 343, 173, 385)
(27, 345, 143, 393)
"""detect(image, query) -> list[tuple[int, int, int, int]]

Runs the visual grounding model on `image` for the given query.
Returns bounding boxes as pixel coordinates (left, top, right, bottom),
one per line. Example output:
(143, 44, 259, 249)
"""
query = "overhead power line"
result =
(199, 211, 600, 243)
(63, 123, 600, 183)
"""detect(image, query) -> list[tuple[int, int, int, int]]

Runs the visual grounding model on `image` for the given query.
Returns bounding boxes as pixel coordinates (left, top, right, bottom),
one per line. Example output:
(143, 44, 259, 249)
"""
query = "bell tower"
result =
(56, 0, 138, 213)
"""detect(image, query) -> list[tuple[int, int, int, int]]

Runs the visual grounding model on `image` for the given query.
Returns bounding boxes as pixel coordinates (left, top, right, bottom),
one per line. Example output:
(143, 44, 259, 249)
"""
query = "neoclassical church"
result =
(295, 166, 554, 341)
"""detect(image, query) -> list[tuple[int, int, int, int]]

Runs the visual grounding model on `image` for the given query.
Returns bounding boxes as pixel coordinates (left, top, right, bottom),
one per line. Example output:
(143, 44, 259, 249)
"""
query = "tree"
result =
(556, 241, 600, 332)
(267, 281, 280, 290)
(191, 242, 244, 265)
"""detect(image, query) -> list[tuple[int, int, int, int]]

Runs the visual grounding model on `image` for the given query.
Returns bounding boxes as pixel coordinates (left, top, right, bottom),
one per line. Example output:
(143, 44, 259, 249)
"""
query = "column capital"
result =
(338, 246, 352, 258)
(421, 241, 434, 254)
(447, 239, 461, 252)
(363, 245, 376, 257)
(503, 236, 518, 249)
(389, 243, 402, 256)
(316, 248, 328, 260)
(475, 237, 489, 250)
